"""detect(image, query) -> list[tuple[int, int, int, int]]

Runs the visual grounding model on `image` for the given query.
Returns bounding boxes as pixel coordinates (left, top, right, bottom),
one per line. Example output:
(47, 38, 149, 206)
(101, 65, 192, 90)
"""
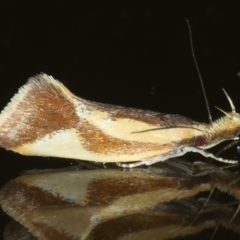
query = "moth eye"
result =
(194, 136, 206, 147)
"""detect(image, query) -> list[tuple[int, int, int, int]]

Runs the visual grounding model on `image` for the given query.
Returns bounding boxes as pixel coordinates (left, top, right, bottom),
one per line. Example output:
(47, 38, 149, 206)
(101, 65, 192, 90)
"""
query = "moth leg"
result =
(184, 146, 238, 164)
(117, 158, 161, 168)
(117, 150, 183, 168)
(117, 161, 148, 168)
(117, 145, 239, 168)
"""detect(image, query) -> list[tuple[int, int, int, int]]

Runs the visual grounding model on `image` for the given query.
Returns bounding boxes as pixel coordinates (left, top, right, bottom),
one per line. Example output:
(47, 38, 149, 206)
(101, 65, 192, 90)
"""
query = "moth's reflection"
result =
(1, 159, 240, 240)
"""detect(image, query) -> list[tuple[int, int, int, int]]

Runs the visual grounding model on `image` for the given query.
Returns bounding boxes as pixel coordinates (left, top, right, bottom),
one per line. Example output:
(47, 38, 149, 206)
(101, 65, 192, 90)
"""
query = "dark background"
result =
(1, 1, 240, 239)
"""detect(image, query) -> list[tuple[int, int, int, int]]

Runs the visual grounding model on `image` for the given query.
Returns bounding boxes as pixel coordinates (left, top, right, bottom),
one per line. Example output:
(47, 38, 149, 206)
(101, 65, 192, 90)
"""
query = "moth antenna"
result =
(222, 88, 236, 113)
(132, 126, 208, 134)
(214, 106, 231, 118)
(186, 19, 212, 123)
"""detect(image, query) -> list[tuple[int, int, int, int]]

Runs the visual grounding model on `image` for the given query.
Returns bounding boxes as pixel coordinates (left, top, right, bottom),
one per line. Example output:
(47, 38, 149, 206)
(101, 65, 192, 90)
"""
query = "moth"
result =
(0, 73, 239, 167)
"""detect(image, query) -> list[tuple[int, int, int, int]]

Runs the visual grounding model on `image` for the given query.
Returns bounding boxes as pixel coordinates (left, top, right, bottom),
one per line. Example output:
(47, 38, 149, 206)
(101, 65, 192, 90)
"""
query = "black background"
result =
(1, 1, 240, 239)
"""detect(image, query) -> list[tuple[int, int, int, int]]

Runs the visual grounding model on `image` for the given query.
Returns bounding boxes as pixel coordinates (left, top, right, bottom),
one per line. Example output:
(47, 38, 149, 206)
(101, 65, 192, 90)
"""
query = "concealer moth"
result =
(0, 72, 239, 168)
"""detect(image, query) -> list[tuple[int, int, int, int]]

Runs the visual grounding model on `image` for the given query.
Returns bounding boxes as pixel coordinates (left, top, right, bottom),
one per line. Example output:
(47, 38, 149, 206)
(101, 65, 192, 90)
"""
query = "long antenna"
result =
(185, 19, 213, 123)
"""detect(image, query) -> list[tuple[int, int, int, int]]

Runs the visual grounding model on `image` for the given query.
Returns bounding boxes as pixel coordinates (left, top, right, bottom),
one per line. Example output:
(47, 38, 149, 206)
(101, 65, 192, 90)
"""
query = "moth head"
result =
(205, 111, 240, 147)
(207, 94, 240, 149)
(195, 90, 240, 150)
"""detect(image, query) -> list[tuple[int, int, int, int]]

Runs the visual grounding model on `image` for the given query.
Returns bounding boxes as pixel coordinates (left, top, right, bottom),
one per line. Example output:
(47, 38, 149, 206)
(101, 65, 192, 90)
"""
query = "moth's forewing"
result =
(0, 74, 201, 162)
